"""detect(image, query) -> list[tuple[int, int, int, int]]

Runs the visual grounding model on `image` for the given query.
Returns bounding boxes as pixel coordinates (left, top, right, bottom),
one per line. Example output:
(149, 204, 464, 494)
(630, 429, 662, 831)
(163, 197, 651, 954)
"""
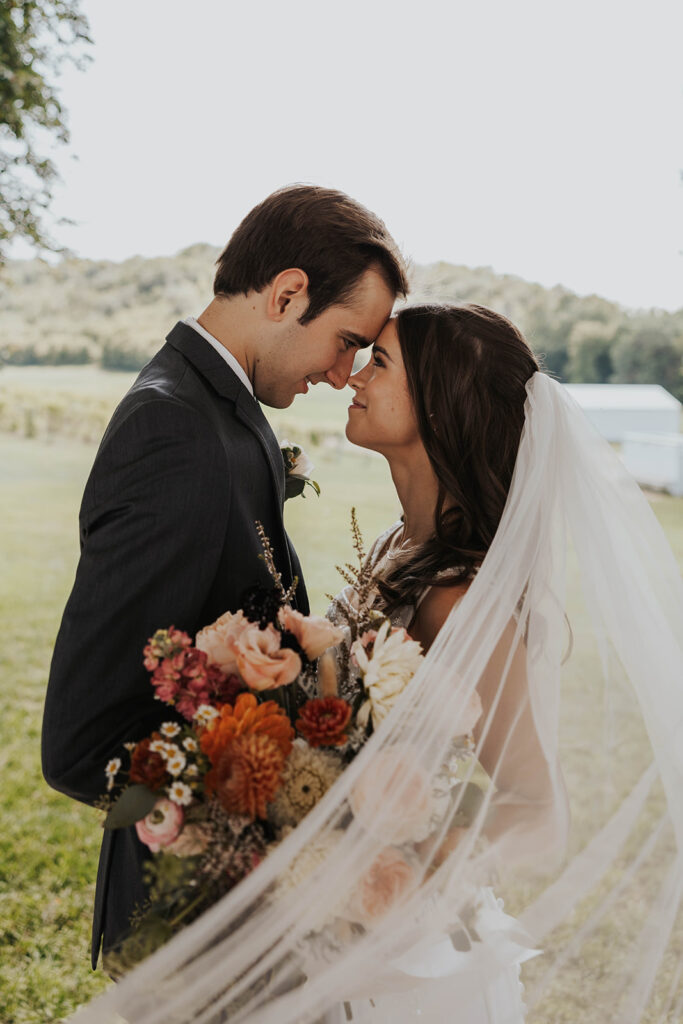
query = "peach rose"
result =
(135, 797, 184, 852)
(347, 847, 416, 926)
(278, 606, 344, 660)
(196, 610, 250, 675)
(231, 622, 301, 690)
(349, 745, 434, 844)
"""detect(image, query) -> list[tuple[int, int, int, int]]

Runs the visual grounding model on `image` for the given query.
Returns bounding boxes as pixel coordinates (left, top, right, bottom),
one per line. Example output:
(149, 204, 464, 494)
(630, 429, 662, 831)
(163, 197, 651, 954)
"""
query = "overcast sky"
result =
(15, 0, 683, 311)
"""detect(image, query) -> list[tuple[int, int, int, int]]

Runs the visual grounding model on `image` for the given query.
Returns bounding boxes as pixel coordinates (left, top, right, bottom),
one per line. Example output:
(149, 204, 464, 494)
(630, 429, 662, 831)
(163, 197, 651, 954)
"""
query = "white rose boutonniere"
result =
(280, 440, 321, 500)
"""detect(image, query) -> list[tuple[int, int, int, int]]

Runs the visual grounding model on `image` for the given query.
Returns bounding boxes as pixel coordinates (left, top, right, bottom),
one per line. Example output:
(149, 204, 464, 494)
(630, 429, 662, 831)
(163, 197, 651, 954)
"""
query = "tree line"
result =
(1, 248, 682, 401)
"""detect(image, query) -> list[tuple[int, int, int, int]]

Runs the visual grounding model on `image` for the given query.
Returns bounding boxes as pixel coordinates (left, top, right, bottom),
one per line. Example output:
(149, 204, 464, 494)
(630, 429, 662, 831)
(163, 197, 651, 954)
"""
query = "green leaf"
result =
(103, 784, 158, 830)
(284, 476, 306, 500)
(451, 782, 485, 828)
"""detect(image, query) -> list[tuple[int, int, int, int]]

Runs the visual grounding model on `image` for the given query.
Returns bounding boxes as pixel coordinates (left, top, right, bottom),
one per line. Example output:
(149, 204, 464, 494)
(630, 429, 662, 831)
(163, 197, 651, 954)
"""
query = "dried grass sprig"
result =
(331, 509, 382, 643)
(255, 520, 298, 603)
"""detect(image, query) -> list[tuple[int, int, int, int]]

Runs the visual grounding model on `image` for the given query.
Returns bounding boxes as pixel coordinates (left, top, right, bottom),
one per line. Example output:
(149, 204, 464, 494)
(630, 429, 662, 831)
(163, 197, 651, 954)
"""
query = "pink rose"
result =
(196, 610, 250, 675)
(135, 798, 184, 852)
(360, 629, 379, 648)
(351, 625, 401, 666)
(347, 847, 416, 926)
(278, 607, 345, 660)
(230, 622, 302, 690)
(349, 746, 434, 844)
(165, 822, 210, 857)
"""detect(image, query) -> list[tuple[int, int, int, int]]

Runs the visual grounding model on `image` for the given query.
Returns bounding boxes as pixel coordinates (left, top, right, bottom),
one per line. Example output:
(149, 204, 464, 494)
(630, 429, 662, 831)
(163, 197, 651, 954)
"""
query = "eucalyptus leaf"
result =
(103, 784, 158, 830)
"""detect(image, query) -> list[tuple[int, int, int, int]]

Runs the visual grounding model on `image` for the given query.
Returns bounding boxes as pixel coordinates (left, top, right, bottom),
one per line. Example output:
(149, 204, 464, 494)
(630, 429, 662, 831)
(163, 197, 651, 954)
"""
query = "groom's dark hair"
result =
(213, 185, 408, 323)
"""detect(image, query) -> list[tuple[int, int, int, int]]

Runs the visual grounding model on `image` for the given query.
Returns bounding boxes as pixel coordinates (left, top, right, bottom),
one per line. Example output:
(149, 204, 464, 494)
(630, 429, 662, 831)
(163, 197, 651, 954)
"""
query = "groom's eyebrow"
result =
(341, 331, 373, 349)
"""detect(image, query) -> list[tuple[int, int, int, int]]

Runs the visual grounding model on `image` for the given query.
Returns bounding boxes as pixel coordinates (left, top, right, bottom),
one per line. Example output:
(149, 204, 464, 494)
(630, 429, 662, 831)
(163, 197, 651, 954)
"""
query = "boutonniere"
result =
(280, 440, 321, 500)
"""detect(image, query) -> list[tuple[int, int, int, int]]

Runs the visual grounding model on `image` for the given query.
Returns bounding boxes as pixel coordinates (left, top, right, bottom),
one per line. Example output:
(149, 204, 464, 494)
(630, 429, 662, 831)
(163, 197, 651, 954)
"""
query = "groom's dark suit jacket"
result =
(41, 322, 308, 969)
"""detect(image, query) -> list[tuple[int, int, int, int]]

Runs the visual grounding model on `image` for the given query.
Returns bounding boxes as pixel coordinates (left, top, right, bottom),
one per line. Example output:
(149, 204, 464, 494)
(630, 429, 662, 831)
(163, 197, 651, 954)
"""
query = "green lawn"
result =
(0, 428, 400, 1024)
(1, 368, 681, 1022)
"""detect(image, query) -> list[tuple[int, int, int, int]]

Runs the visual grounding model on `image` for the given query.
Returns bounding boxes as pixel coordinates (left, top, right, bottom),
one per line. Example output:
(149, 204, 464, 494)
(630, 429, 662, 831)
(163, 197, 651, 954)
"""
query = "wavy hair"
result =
(377, 303, 540, 612)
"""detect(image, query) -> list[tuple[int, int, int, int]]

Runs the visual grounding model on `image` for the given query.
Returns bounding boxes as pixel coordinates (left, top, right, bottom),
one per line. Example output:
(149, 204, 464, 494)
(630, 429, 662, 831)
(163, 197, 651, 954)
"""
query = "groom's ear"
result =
(266, 268, 310, 321)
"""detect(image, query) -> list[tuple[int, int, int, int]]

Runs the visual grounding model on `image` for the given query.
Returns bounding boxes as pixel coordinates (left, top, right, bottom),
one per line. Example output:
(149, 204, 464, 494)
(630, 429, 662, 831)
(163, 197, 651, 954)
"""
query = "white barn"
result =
(564, 384, 681, 443)
(621, 433, 683, 497)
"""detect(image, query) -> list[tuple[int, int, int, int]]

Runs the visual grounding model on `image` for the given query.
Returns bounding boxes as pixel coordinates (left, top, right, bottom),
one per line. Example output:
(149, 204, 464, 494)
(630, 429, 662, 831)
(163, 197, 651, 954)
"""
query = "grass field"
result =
(1, 368, 682, 1023)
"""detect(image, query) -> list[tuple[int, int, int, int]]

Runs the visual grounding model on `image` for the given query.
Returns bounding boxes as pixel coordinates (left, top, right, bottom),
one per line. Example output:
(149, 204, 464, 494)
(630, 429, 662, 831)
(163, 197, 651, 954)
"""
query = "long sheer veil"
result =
(72, 373, 683, 1024)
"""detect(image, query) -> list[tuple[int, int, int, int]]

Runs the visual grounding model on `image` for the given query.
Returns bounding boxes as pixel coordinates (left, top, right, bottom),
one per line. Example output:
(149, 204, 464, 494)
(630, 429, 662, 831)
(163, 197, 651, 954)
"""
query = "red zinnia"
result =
(128, 736, 169, 789)
(296, 697, 352, 748)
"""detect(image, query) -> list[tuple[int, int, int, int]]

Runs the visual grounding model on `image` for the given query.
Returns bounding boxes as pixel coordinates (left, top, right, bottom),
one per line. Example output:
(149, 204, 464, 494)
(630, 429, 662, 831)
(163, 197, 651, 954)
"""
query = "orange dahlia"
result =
(296, 697, 352, 748)
(200, 692, 294, 764)
(207, 732, 285, 819)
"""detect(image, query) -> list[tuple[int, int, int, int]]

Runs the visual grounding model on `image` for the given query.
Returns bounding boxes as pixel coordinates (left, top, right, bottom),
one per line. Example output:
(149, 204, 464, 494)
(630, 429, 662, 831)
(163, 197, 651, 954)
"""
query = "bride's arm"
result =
(411, 585, 567, 868)
(474, 616, 567, 865)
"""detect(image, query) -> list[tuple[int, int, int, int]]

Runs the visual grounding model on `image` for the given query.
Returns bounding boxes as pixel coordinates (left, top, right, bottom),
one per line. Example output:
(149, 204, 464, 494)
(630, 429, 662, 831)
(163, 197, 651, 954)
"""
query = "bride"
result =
(326, 304, 555, 1020)
(73, 304, 683, 1024)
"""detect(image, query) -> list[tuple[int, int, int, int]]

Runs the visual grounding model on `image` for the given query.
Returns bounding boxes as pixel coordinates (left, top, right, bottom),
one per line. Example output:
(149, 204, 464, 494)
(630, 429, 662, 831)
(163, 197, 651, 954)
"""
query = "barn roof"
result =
(564, 384, 681, 411)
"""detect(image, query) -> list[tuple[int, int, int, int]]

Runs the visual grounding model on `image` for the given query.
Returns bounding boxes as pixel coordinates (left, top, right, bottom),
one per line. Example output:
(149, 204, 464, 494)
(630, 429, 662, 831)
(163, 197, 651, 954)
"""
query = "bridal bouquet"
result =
(99, 516, 482, 975)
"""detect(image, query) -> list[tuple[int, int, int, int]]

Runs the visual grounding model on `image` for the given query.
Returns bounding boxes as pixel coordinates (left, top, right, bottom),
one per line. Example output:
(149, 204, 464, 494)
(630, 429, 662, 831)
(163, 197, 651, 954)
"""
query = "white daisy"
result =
(162, 743, 180, 759)
(123, 742, 137, 752)
(149, 739, 167, 754)
(185, 764, 199, 777)
(105, 758, 121, 791)
(160, 722, 181, 739)
(182, 737, 198, 752)
(193, 704, 220, 728)
(168, 781, 193, 806)
(166, 751, 187, 776)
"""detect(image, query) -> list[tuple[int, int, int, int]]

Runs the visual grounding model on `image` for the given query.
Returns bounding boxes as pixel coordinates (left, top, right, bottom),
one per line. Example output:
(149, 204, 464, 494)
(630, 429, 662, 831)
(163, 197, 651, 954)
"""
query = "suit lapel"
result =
(234, 392, 286, 507)
(166, 321, 286, 508)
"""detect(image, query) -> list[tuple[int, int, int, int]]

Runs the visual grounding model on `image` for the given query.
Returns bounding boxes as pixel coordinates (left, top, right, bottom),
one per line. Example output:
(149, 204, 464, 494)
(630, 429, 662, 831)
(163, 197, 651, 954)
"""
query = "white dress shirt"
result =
(183, 316, 254, 397)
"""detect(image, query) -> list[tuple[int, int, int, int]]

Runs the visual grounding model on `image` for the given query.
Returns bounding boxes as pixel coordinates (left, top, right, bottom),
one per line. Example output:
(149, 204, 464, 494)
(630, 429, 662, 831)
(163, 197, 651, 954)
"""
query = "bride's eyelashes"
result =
(372, 352, 386, 368)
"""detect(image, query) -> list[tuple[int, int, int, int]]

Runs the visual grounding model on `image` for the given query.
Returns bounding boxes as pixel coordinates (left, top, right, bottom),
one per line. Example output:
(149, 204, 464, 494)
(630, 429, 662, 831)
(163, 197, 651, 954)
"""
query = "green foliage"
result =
(100, 341, 150, 372)
(2, 342, 92, 366)
(103, 785, 157, 830)
(1, 251, 682, 399)
(611, 321, 683, 399)
(566, 320, 617, 383)
(0, 1, 92, 261)
(0, 437, 110, 1022)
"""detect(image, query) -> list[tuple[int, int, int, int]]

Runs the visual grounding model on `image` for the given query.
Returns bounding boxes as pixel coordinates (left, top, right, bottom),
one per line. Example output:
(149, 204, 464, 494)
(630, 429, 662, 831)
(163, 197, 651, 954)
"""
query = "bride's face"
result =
(345, 320, 422, 456)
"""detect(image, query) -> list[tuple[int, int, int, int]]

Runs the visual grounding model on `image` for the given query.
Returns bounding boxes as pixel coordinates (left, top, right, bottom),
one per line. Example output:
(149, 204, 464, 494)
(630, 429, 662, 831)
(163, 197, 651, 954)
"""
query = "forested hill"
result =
(1, 245, 682, 400)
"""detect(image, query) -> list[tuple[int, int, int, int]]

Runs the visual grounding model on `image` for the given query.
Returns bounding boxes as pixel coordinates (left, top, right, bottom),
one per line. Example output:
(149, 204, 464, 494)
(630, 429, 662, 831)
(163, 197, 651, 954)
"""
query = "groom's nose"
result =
(314, 348, 357, 390)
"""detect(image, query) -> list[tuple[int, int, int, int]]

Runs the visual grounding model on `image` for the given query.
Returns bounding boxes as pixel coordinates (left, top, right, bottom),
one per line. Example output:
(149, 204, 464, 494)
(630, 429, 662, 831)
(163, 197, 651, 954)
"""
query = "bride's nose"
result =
(349, 359, 372, 391)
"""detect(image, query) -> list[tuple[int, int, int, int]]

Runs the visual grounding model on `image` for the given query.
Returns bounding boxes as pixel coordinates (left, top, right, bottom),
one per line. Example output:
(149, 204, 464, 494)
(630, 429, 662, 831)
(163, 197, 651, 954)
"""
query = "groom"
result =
(41, 185, 407, 969)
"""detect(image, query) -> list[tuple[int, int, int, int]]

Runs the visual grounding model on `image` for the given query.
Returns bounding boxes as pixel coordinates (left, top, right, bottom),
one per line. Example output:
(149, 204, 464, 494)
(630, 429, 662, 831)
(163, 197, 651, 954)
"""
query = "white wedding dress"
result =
(324, 522, 536, 1023)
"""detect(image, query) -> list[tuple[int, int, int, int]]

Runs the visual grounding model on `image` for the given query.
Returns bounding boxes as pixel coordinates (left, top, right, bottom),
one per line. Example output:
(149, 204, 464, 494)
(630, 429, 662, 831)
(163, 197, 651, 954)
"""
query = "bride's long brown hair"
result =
(377, 303, 540, 613)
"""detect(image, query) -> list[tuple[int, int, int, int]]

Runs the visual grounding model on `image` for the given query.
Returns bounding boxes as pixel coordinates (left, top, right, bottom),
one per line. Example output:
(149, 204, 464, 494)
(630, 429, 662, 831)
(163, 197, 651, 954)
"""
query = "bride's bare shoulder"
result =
(410, 581, 470, 652)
